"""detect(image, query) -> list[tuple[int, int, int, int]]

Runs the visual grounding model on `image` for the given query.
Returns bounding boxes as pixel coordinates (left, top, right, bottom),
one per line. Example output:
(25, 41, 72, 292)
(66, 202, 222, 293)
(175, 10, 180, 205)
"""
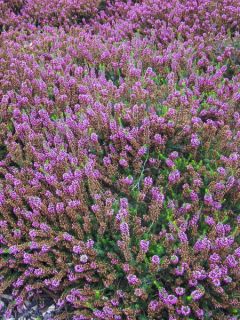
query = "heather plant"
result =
(0, 0, 105, 32)
(21, 0, 104, 27)
(0, 0, 23, 32)
(0, 0, 240, 319)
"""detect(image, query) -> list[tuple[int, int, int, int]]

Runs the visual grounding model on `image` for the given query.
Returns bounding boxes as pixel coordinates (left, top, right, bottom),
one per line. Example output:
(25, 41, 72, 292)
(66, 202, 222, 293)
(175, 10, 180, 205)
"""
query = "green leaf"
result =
(95, 290, 101, 299)
(186, 295, 192, 302)
(51, 114, 58, 121)
(153, 280, 162, 289)
(231, 308, 239, 315)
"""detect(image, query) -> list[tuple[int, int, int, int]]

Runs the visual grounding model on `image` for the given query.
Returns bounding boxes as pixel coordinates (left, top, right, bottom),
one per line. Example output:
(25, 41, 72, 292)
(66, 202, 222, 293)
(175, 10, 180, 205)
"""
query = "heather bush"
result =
(0, 0, 239, 319)
(0, 0, 104, 31)
(21, 0, 104, 27)
(0, 0, 23, 32)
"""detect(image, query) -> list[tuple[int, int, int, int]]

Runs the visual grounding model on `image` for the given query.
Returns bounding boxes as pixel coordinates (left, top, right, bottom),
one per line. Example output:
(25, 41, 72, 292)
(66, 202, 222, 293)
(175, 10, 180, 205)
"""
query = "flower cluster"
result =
(0, 0, 240, 319)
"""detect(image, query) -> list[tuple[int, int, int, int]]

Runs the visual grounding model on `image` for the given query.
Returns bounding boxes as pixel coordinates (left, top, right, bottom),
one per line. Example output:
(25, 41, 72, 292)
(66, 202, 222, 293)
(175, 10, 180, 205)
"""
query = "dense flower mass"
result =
(0, 0, 240, 319)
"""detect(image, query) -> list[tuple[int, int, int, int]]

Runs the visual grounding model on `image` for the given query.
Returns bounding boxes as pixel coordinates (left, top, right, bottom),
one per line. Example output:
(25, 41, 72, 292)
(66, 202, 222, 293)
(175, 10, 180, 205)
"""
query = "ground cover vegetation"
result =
(0, 0, 240, 319)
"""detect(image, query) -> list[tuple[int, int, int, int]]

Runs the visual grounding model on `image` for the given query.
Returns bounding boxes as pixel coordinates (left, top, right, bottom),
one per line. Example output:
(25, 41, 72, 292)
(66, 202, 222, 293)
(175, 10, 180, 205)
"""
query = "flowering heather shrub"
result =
(0, 0, 240, 319)
(21, 0, 104, 27)
(0, 0, 104, 31)
(0, 0, 23, 31)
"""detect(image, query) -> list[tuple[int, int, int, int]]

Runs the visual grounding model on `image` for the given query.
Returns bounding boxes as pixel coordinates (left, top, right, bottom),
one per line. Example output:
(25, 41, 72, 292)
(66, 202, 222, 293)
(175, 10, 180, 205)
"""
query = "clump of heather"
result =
(0, 0, 104, 32)
(0, 0, 240, 319)
(0, 0, 24, 31)
(21, 0, 104, 27)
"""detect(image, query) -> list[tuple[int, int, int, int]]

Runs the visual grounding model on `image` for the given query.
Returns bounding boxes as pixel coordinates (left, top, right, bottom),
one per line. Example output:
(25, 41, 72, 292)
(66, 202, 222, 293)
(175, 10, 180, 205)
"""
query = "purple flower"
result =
(75, 264, 84, 273)
(178, 231, 188, 243)
(14, 278, 23, 288)
(166, 158, 174, 168)
(68, 272, 77, 282)
(110, 299, 119, 306)
(189, 279, 198, 287)
(121, 176, 133, 185)
(194, 237, 211, 251)
(93, 310, 105, 318)
(169, 151, 179, 160)
(73, 245, 82, 254)
(80, 254, 88, 263)
(191, 134, 200, 147)
(151, 188, 165, 202)
(34, 268, 44, 276)
(190, 191, 198, 202)
(48, 203, 55, 214)
(0, 220, 7, 228)
(148, 300, 159, 311)
(91, 132, 98, 142)
(192, 270, 207, 280)
(144, 176, 153, 188)
(127, 274, 139, 285)
(120, 222, 129, 236)
(119, 159, 128, 167)
(41, 244, 50, 253)
(154, 134, 164, 145)
(39, 223, 50, 232)
(140, 240, 149, 253)
(175, 266, 185, 276)
(28, 196, 42, 210)
(91, 204, 100, 213)
(235, 247, 240, 257)
(9, 245, 19, 255)
(134, 288, 143, 297)
(168, 170, 181, 184)
(103, 306, 113, 316)
(23, 253, 32, 264)
(204, 194, 214, 206)
(212, 278, 221, 287)
(226, 255, 238, 268)
(209, 267, 222, 279)
(175, 287, 185, 296)
(16, 296, 23, 306)
(103, 157, 111, 166)
(170, 255, 179, 264)
(181, 306, 191, 316)
(193, 178, 202, 187)
(217, 167, 226, 175)
(209, 253, 221, 263)
(51, 279, 60, 287)
(205, 216, 215, 226)
(63, 233, 73, 241)
(191, 289, 204, 301)
(215, 236, 234, 249)
(86, 239, 94, 248)
(120, 198, 128, 209)
(137, 146, 147, 156)
(215, 182, 225, 191)
(117, 208, 127, 220)
(66, 294, 75, 303)
(56, 202, 64, 214)
(151, 255, 160, 265)
(166, 294, 178, 305)
(68, 200, 81, 209)
(26, 285, 33, 292)
(224, 276, 232, 283)
(196, 309, 204, 318)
